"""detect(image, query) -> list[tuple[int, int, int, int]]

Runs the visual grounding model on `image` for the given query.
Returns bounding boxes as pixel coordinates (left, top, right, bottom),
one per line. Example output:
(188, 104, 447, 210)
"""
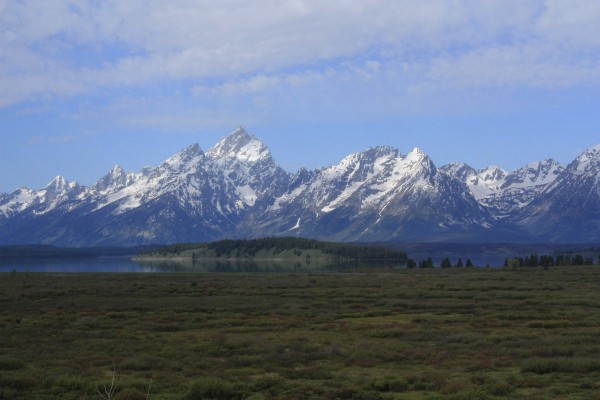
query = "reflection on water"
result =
(0, 257, 150, 273)
(136, 258, 392, 273)
(0, 257, 398, 273)
(0, 253, 510, 273)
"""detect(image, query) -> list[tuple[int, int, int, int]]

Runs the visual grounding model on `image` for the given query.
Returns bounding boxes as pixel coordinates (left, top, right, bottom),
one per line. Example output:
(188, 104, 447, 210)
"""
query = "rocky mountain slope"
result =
(1, 128, 598, 245)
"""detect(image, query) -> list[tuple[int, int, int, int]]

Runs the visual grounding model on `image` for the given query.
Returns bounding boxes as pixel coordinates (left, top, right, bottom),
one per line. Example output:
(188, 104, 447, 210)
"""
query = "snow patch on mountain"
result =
(1, 130, 598, 246)
(442, 159, 564, 217)
(0, 187, 38, 217)
(207, 127, 270, 163)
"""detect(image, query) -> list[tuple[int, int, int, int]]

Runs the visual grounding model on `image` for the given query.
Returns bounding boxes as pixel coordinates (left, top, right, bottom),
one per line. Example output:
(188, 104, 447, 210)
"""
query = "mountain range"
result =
(1, 128, 599, 246)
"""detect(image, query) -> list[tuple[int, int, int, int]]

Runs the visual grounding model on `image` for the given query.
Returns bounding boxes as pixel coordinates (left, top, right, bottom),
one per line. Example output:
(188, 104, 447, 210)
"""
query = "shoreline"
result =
(133, 255, 337, 262)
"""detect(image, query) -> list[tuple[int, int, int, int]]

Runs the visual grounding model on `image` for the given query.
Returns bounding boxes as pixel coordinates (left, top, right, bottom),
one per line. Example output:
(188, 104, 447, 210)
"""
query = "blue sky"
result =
(1, 0, 599, 193)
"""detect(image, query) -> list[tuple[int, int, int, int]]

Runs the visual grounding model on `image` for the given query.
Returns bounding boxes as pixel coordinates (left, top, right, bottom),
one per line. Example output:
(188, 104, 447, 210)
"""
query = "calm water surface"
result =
(0, 254, 508, 273)
(0, 257, 379, 273)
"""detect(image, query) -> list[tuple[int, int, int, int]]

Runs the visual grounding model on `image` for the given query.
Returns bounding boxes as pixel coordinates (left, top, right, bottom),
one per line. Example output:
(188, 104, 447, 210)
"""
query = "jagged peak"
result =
(516, 159, 564, 178)
(9, 187, 34, 196)
(140, 166, 154, 176)
(568, 143, 600, 175)
(477, 165, 506, 181)
(372, 145, 399, 154)
(46, 176, 69, 191)
(362, 145, 400, 159)
(182, 143, 202, 156)
(577, 143, 600, 160)
(404, 147, 435, 166)
(444, 161, 469, 168)
(162, 143, 204, 168)
(207, 127, 271, 163)
(479, 164, 504, 172)
(93, 165, 130, 192)
(110, 164, 125, 176)
(441, 162, 476, 174)
(589, 143, 600, 152)
(404, 147, 429, 162)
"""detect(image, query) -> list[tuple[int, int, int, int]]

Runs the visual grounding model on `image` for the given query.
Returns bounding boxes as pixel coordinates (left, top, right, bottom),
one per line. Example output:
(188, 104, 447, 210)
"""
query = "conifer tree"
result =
(441, 257, 452, 268)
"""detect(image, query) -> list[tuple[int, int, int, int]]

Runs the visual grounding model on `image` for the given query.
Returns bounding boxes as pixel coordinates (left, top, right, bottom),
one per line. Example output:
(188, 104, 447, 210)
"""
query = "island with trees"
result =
(137, 236, 407, 266)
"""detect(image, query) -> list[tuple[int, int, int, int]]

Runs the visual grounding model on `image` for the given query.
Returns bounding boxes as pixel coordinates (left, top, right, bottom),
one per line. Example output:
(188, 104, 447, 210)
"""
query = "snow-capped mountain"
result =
(249, 146, 492, 242)
(0, 129, 599, 245)
(0, 176, 82, 218)
(441, 159, 565, 217)
(0, 128, 289, 245)
(515, 145, 600, 242)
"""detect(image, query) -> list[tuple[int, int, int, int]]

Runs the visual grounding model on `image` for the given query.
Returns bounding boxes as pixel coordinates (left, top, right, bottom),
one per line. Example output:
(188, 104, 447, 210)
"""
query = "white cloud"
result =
(1, 0, 599, 113)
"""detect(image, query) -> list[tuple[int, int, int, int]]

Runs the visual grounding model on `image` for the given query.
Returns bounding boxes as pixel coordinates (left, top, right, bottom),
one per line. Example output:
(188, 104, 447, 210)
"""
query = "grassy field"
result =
(1, 267, 600, 399)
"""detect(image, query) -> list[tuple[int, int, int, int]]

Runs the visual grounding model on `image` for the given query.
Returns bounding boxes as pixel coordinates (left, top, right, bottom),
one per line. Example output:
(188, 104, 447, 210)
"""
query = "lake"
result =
(0, 253, 509, 273)
(0, 257, 399, 273)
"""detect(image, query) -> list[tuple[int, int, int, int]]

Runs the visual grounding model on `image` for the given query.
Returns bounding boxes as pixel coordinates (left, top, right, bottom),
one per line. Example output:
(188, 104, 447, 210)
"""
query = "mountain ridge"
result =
(1, 128, 599, 245)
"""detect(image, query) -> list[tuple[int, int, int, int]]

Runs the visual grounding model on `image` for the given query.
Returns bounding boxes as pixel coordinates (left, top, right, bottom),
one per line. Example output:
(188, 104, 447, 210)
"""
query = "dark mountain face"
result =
(0, 129, 598, 245)
(251, 146, 493, 242)
(513, 145, 600, 242)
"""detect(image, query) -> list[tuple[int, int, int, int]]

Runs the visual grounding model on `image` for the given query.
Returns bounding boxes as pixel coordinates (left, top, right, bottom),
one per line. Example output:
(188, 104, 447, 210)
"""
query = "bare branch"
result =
(95, 361, 118, 400)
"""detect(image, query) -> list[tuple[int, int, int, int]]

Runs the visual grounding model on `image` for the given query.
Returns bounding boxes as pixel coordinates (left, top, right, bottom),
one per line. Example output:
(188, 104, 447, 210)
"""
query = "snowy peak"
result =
(514, 145, 600, 242)
(160, 143, 205, 172)
(568, 144, 600, 177)
(443, 159, 566, 217)
(110, 165, 125, 177)
(462, 166, 507, 201)
(207, 127, 271, 163)
(93, 165, 130, 193)
(365, 146, 400, 159)
(45, 176, 78, 195)
(502, 159, 564, 189)
(46, 176, 68, 192)
(404, 147, 436, 172)
(440, 162, 477, 181)
(2, 130, 600, 245)
(335, 146, 399, 172)
(406, 147, 426, 160)
(479, 166, 506, 183)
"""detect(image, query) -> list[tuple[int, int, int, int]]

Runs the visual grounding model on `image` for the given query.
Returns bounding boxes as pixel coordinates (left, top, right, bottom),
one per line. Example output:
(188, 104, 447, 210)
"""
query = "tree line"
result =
(405, 257, 474, 269)
(144, 237, 407, 262)
(504, 253, 599, 269)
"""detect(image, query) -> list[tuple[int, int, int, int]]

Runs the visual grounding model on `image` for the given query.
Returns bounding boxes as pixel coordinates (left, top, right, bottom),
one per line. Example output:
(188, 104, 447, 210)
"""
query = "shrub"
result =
(185, 377, 244, 400)
(115, 388, 147, 400)
(485, 380, 514, 396)
(371, 377, 409, 392)
(0, 357, 24, 370)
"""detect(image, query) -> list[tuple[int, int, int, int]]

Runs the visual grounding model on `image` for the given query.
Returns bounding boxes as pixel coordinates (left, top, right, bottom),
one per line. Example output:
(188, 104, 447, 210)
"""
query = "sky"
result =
(1, 0, 599, 193)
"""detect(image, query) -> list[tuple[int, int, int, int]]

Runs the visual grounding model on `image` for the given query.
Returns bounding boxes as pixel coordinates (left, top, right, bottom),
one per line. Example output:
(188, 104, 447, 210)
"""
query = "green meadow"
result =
(1, 267, 600, 399)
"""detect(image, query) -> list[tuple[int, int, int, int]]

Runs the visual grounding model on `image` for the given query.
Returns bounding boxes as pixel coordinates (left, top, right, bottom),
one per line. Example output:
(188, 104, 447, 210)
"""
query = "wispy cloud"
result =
(1, 0, 599, 119)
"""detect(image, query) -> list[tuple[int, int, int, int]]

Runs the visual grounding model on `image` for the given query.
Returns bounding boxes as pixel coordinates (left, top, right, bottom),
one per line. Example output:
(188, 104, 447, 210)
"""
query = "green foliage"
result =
(143, 237, 407, 262)
(419, 257, 435, 268)
(1, 266, 600, 399)
(370, 377, 409, 392)
(185, 377, 244, 400)
(506, 252, 597, 268)
(0, 357, 24, 370)
(115, 387, 147, 400)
